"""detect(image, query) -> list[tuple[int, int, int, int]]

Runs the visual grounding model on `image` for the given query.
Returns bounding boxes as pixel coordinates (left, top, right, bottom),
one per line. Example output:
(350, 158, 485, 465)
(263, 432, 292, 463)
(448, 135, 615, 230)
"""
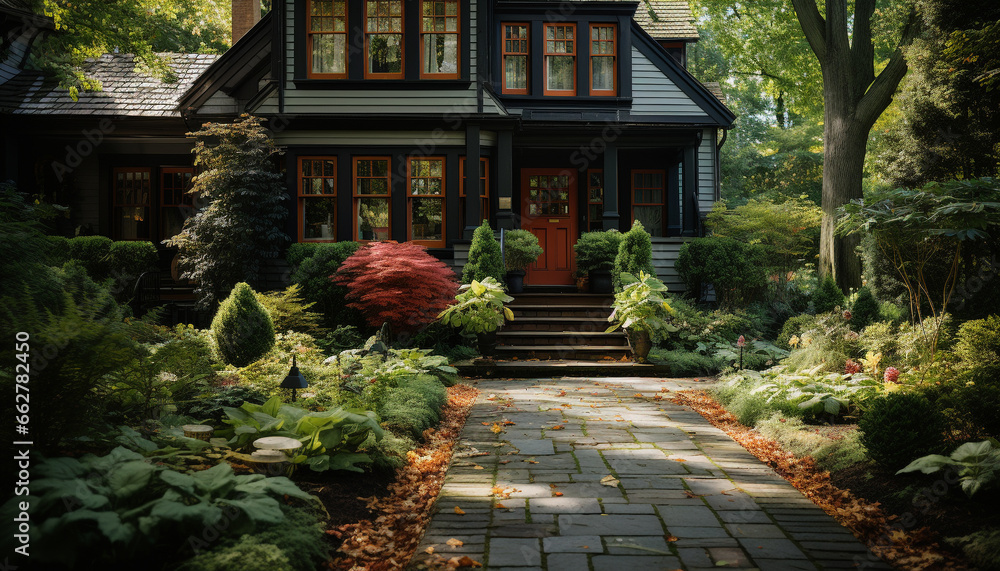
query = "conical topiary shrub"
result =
(462, 220, 505, 285)
(613, 220, 656, 291)
(212, 282, 276, 367)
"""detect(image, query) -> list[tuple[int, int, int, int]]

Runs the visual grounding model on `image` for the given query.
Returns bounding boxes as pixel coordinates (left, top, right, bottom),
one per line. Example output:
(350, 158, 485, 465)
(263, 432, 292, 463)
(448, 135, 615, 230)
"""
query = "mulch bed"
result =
(670, 389, 971, 571)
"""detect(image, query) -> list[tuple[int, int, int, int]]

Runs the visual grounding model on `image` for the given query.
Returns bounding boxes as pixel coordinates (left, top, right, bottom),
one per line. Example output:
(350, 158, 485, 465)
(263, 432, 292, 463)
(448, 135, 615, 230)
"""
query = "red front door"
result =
(520, 168, 578, 285)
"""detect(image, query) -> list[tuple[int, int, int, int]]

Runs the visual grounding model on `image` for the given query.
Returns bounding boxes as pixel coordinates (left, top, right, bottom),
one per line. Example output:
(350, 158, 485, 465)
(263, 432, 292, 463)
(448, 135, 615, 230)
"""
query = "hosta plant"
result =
(897, 439, 1000, 497)
(219, 396, 384, 473)
(437, 277, 514, 335)
(606, 271, 675, 335)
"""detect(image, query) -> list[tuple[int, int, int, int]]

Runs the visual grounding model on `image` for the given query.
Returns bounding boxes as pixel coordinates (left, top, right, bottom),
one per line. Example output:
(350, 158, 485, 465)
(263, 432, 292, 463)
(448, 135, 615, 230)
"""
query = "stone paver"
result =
(409, 378, 892, 570)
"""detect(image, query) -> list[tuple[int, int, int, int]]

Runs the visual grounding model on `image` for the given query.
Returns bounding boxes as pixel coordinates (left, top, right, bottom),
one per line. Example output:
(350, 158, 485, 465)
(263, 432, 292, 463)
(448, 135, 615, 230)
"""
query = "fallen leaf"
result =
(494, 502, 507, 509)
(448, 555, 483, 568)
(481, 422, 490, 426)
(525, 459, 539, 464)
(684, 490, 704, 499)
(600, 475, 620, 487)
(549, 425, 565, 430)
(557, 391, 567, 397)
(454, 506, 466, 515)
(425, 546, 435, 554)
(490, 423, 505, 434)
(554, 492, 564, 497)
(473, 465, 484, 470)
(665, 535, 679, 542)
(446, 538, 464, 547)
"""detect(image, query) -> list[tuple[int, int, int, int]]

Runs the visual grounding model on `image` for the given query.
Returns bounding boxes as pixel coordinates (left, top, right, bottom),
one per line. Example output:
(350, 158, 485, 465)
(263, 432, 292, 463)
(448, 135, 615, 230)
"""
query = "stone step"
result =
(494, 345, 632, 360)
(511, 305, 611, 319)
(504, 316, 610, 332)
(497, 330, 629, 347)
(508, 293, 612, 307)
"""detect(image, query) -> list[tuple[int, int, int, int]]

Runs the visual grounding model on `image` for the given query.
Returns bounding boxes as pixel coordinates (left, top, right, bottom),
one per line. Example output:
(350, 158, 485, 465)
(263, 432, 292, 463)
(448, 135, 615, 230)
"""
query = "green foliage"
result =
(463, 221, 504, 285)
(67, 235, 114, 279)
(255, 284, 326, 336)
(378, 375, 448, 439)
(849, 286, 880, 330)
(897, 439, 1000, 497)
(647, 348, 724, 376)
(707, 339, 790, 371)
(859, 392, 948, 471)
(946, 530, 1000, 570)
(756, 413, 869, 472)
(573, 229, 623, 273)
(926, 369, 1000, 442)
(955, 315, 1000, 372)
(180, 540, 293, 571)
(438, 277, 514, 335)
(711, 371, 808, 427)
(613, 220, 656, 291)
(316, 325, 365, 355)
(62, 237, 158, 299)
(179, 385, 269, 423)
(502, 229, 543, 272)
(220, 396, 384, 473)
(35, 0, 232, 98)
(675, 236, 769, 308)
(607, 272, 674, 336)
(813, 276, 847, 314)
(287, 242, 363, 330)
(782, 312, 863, 374)
(779, 314, 817, 349)
(166, 115, 289, 308)
(212, 283, 276, 368)
(0, 447, 317, 569)
(706, 198, 822, 271)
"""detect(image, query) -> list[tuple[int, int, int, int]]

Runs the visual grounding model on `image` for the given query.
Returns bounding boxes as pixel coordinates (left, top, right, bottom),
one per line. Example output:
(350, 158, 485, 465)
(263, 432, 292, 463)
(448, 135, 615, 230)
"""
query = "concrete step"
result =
(509, 293, 613, 307)
(495, 345, 632, 360)
(511, 305, 611, 319)
(504, 316, 610, 332)
(497, 330, 629, 347)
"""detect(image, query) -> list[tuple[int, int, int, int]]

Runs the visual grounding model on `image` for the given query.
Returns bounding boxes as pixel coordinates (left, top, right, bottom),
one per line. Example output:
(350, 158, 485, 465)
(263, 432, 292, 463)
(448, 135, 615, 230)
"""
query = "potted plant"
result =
(438, 277, 515, 357)
(605, 271, 676, 362)
(503, 229, 543, 293)
(574, 229, 622, 293)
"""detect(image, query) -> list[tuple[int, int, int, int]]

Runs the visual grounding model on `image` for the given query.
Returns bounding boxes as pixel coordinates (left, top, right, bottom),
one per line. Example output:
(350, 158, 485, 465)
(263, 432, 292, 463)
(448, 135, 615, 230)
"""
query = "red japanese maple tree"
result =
(333, 241, 459, 335)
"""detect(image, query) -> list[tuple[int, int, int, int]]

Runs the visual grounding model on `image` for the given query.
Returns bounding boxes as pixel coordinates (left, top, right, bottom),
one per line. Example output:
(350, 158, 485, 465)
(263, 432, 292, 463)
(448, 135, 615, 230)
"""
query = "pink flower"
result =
(737, 335, 746, 348)
(843, 310, 853, 321)
(884, 367, 901, 384)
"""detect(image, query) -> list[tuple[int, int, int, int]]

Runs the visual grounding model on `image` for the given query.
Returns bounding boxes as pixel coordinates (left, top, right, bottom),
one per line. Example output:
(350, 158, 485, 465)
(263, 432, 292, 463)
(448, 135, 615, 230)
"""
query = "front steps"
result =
(497, 292, 631, 361)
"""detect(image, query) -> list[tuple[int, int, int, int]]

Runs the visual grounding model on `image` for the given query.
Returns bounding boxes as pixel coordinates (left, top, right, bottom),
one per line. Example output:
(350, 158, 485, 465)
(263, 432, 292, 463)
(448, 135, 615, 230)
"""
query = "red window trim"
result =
(419, 0, 461, 80)
(631, 169, 667, 237)
(298, 156, 338, 243)
(501, 22, 529, 95)
(407, 156, 447, 248)
(542, 23, 577, 96)
(307, 0, 349, 79)
(353, 156, 392, 242)
(364, 0, 405, 80)
(589, 23, 617, 96)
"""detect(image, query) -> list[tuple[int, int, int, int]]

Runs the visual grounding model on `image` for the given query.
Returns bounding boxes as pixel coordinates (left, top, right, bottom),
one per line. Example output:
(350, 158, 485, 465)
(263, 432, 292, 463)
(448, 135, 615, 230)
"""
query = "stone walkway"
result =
(410, 377, 892, 571)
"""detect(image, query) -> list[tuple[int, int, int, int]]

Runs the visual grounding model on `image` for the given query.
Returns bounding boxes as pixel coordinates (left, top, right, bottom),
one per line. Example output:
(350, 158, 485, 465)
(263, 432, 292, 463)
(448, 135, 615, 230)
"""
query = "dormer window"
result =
(543, 23, 576, 96)
(365, 0, 404, 79)
(308, 0, 348, 78)
(421, 0, 460, 79)
(590, 24, 617, 95)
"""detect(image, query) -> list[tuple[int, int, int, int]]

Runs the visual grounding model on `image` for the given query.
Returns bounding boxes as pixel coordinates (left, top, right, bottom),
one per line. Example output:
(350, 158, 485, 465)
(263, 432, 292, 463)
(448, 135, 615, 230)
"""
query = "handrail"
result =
(499, 227, 506, 271)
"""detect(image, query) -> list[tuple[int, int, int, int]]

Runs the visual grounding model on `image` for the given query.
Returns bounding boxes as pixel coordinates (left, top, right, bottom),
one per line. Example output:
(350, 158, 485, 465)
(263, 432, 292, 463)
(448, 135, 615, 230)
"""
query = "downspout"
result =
(716, 127, 728, 203)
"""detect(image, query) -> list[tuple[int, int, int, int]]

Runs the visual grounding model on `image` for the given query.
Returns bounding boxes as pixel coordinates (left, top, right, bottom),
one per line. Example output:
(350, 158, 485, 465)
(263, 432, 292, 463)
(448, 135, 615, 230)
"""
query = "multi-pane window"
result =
(632, 170, 666, 237)
(160, 167, 195, 241)
(587, 170, 604, 231)
(590, 24, 616, 95)
(308, 0, 348, 78)
(365, 0, 404, 78)
(354, 157, 391, 241)
(113, 168, 151, 240)
(420, 0, 459, 78)
(526, 173, 571, 217)
(459, 157, 489, 229)
(408, 157, 446, 246)
(502, 23, 529, 94)
(299, 158, 338, 242)
(543, 23, 576, 95)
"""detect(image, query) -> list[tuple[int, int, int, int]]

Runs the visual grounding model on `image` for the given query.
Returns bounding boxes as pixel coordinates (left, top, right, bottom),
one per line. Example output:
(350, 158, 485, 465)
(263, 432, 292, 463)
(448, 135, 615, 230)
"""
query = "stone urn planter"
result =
(589, 269, 613, 294)
(625, 328, 653, 362)
(477, 330, 499, 357)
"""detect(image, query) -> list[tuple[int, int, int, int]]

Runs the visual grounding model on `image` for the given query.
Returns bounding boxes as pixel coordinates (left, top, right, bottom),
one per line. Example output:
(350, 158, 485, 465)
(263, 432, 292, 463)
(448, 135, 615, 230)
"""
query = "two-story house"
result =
(1, 0, 734, 293)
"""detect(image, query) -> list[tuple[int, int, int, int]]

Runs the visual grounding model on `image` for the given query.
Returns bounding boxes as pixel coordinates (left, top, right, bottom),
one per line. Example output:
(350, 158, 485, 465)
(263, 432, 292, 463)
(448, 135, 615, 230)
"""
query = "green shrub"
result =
(778, 314, 817, 349)
(756, 414, 868, 472)
(859, 392, 948, 471)
(813, 276, 846, 314)
(181, 541, 293, 571)
(316, 324, 365, 354)
(931, 369, 1000, 441)
(850, 286, 880, 330)
(648, 348, 724, 376)
(67, 235, 114, 280)
(947, 530, 1000, 570)
(179, 384, 269, 422)
(711, 374, 805, 427)
(287, 241, 362, 330)
(463, 221, 504, 284)
(860, 233, 909, 310)
(107, 240, 158, 282)
(675, 235, 768, 308)
(574, 229, 622, 273)
(379, 374, 448, 439)
(613, 220, 656, 291)
(212, 282, 276, 367)
(255, 284, 326, 336)
(503, 229, 543, 272)
(955, 315, 1000, 372)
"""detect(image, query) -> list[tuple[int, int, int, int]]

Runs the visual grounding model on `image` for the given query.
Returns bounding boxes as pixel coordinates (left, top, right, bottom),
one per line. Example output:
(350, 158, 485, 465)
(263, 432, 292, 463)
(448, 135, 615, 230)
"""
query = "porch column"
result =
(464, 124, 482, 239)
(602, 143, 620, 231)
(667, 155, 681, 236)
(496, 130, 515, 230)
(682, 145, 699, 236)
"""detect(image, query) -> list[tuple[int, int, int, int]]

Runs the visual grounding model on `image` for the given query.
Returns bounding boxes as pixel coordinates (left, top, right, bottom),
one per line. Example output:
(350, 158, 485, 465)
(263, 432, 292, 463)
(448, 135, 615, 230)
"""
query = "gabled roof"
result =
(0, 53, 218, 116)
(632, 0, 699, 40)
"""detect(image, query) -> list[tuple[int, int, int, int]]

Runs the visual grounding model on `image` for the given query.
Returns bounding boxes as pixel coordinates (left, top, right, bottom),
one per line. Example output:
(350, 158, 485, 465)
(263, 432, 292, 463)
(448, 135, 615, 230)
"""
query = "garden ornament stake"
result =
(737, 335, 746, 370)
(280, 355, 309, 402)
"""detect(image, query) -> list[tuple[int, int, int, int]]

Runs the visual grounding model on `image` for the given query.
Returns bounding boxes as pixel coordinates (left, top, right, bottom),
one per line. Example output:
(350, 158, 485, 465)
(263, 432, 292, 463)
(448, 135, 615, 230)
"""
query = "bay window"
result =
(354, 157, 391, 241)
(590, 24, 616, 95)
(420, 0, 460, 78)
(408, 157, 446, 247)
(299, 157, 338, 242)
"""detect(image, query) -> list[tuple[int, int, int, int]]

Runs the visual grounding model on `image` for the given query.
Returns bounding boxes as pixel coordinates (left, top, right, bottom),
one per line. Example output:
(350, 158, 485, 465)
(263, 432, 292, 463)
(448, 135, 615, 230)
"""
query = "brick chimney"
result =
(232, 0, 262, 45)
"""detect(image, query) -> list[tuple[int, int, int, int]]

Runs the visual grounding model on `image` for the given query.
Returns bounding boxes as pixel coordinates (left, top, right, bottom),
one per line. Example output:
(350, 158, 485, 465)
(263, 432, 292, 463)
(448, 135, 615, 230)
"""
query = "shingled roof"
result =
(632, 0, 698, 40)
(0, 53, 218, 117)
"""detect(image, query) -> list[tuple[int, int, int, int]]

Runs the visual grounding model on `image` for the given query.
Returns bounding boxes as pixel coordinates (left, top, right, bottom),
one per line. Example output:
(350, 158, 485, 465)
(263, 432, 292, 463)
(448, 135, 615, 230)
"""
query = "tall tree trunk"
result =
(820, 112, 867, 289)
